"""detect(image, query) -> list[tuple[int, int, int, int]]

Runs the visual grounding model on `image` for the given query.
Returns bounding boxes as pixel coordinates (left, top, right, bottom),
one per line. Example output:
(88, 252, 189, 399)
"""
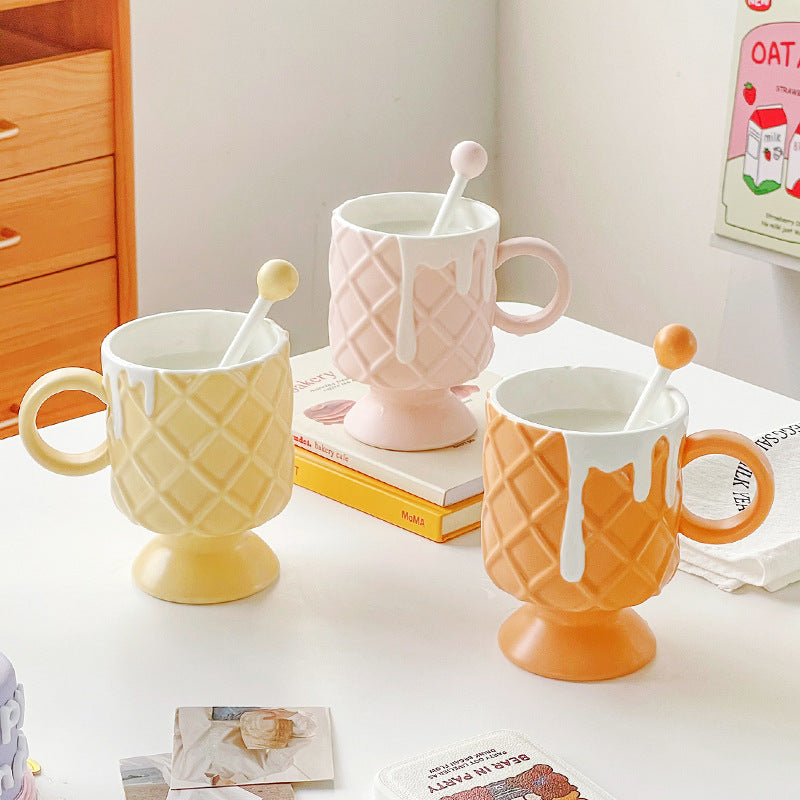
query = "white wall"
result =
(496, 1, 800, 399)
(129, 0, 497, 356)
(130, 1, 800, 398)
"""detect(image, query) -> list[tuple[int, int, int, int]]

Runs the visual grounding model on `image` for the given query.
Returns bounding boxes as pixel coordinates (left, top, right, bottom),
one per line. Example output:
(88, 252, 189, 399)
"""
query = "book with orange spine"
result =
(293, 446, 482, 543)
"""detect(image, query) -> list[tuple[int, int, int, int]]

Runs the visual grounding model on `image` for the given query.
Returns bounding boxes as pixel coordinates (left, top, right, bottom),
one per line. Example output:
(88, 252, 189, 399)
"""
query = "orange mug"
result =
(482, 366, 774, 681)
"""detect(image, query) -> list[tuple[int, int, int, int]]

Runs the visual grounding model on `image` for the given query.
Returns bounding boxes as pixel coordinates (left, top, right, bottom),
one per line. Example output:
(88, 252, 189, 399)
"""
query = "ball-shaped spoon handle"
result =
(219, 260, 299, 367)
(654, 323, 697, 370)
(450, 140, 488, 179)
(429, 141, 488, 236)
(256, 258, 300, 302)
(623, 324, 696, 431)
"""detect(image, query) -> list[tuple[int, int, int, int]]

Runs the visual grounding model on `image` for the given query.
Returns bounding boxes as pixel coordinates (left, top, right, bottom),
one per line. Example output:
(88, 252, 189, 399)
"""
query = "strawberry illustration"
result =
(743, 82, 756, 105)
(765, 148, 772, 161)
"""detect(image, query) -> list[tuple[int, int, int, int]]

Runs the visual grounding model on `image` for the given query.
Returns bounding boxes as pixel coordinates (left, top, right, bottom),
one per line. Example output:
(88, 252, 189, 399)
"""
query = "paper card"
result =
(119, 754, 294, 800)
(166, 788, 294, 800)
(373, 730, 615, 800)
(120, 754, 173, 800)
(715, 0, 800, 261)
(170, 707, 334, 789)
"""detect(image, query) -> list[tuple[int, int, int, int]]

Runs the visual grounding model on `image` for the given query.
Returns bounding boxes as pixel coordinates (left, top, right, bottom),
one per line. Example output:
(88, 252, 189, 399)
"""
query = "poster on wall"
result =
(715, 0, 800, 260)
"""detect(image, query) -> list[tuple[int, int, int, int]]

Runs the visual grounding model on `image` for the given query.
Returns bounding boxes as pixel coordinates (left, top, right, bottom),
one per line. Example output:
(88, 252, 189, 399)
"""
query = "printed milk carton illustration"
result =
(787, 123, 800, 198)
(744, 104, 787, 194)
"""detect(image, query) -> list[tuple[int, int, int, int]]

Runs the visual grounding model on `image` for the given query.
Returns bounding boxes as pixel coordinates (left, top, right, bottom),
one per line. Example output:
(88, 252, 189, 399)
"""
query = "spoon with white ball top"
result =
(429, 140, 488, 236)
(623, 324, 697, 431)
(219, 259, 299, 367)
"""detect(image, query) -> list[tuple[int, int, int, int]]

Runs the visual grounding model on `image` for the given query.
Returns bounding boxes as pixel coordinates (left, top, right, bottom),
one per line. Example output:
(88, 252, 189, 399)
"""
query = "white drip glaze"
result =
(394, 234, 483, 364)
(12, 687, 23, 729)
(11, 732, 27, 783)
(0, 687, 22, 746)
(104, 361, 157, 439)
(559, 417, 685, 582)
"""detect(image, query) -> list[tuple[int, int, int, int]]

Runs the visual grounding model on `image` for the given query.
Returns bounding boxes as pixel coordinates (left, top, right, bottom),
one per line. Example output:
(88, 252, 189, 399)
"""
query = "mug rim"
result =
(332, 191, 500, 238)
(101, 309, 289, 375)
(488, 365, 689, 437)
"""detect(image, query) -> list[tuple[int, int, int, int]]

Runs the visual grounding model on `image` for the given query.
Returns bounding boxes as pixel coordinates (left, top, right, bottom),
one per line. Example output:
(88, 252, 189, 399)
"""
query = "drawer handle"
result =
(0, 227, 21, 249)
(0, 120, 19, 140)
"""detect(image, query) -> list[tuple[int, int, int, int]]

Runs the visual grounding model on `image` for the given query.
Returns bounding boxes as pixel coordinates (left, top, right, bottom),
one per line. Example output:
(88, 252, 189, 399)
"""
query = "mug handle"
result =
(19, 367, 110, 477)
(679, 429, 774, 545)
(492, 236, 572, 335)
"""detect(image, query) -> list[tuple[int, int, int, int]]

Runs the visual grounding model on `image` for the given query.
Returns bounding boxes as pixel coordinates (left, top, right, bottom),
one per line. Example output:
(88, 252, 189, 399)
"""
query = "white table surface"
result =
(2, 304, 799, 800)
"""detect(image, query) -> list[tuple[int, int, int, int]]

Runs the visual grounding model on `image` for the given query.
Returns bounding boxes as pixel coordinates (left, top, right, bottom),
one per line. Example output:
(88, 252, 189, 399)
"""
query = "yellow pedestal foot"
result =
(132, 530, 279, 604)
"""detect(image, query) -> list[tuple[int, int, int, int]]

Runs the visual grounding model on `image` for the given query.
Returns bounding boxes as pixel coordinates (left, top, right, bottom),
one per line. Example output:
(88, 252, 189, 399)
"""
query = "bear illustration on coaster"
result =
(441, 764, 584, 800)
(373, 731, 615, 800)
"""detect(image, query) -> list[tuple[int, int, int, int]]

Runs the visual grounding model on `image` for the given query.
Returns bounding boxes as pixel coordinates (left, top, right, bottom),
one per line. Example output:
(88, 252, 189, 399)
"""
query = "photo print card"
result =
(120, 753, 295, 800)
(120, 754, 173, 800)
(170, 707, 334, 789)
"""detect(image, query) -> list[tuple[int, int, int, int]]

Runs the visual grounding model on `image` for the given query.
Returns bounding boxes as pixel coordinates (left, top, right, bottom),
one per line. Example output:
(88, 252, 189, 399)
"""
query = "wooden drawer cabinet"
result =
(0, 258, 118, 427)
(0, 49, 113, 181)
(0, 0, 136, 439)
(0, 157, 116, 285)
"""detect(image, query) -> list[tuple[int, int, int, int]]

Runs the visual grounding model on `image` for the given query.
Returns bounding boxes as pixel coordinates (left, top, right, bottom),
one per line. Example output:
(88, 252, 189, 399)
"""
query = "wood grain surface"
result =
(0, 257, 118, 437)
(0, 0, 137, 435)
(0, 156, 116, 286)
(0, 48, 113, 179)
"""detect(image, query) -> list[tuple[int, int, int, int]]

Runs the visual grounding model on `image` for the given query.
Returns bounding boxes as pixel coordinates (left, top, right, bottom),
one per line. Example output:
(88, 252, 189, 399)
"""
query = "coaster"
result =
(373, 730, 615, 800)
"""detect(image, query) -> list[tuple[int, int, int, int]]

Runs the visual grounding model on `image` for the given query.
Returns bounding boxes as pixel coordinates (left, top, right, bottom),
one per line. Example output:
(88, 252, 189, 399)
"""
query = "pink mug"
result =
(328, 191, 571, 450)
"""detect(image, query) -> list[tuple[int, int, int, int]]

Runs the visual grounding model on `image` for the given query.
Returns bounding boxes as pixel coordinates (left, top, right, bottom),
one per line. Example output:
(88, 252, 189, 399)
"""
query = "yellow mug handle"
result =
(679, 429, 774, 545)
(19, 367, 110, 477)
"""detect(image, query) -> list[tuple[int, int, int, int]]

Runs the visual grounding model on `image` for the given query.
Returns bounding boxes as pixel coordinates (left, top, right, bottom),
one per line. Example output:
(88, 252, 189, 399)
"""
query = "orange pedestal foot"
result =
(132, 530, 279, 604)
(498, 605, 656, 681)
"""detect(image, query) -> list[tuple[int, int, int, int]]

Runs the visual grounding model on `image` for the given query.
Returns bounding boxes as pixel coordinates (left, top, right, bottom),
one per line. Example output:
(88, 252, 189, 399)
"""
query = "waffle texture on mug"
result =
(481, 405, 682, 612)
(106, 347, 293, 537)
(328, 221, 495, 389)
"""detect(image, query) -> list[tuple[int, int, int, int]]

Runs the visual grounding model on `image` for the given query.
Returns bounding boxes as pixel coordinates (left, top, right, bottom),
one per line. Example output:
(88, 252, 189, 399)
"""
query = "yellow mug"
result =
(19, 309, 294, 604)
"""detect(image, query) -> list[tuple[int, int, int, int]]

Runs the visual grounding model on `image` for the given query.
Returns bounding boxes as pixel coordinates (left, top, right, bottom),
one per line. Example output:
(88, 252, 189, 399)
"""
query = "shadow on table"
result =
(445, 529, 481, 549)
(735, 579, 800, 606)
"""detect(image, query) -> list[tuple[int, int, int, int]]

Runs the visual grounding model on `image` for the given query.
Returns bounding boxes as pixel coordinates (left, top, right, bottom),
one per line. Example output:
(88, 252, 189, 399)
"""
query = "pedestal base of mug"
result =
(343, 386, 477, 451)
(132, 530, 279, 604)
(498, 604, 656, 682)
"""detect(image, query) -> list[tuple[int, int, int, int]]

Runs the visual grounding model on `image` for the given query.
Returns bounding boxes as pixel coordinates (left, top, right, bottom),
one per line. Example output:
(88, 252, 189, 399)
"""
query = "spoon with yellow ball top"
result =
(623, 324, 697, 431)
(219, 259, 299, 367)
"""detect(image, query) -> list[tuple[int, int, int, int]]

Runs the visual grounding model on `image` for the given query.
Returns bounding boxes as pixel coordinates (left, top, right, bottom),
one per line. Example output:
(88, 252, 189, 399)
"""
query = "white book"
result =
(290, 346, 498, 506)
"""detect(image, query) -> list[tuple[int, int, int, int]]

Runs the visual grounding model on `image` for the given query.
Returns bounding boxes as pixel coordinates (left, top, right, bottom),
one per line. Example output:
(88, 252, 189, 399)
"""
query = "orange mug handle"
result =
(679, 429, 774, 545)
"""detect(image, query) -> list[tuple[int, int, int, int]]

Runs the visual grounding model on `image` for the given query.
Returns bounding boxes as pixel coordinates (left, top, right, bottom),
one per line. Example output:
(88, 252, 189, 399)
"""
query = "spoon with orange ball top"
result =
(219, 259, 299, 367)
(623, 324, 697, 431)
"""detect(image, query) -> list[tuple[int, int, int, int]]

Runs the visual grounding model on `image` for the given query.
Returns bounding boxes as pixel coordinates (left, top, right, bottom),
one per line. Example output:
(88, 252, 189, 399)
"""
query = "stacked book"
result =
(290, 347, 498, 542)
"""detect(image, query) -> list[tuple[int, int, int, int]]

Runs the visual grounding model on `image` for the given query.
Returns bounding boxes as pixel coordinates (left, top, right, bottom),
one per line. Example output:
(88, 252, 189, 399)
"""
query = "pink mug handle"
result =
(492, 236, 571, 335)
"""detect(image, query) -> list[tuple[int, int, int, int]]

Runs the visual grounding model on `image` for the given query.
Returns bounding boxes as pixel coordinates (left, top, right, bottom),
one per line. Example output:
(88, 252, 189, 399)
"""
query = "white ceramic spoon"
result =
(219, 259, 299, 367)
(429, 140, 488, 235)
(624, 324, 697, 431)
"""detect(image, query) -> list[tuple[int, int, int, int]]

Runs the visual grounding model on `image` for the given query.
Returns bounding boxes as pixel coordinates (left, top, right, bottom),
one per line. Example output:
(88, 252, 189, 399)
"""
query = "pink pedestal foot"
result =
(344, 387, 477, 451)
